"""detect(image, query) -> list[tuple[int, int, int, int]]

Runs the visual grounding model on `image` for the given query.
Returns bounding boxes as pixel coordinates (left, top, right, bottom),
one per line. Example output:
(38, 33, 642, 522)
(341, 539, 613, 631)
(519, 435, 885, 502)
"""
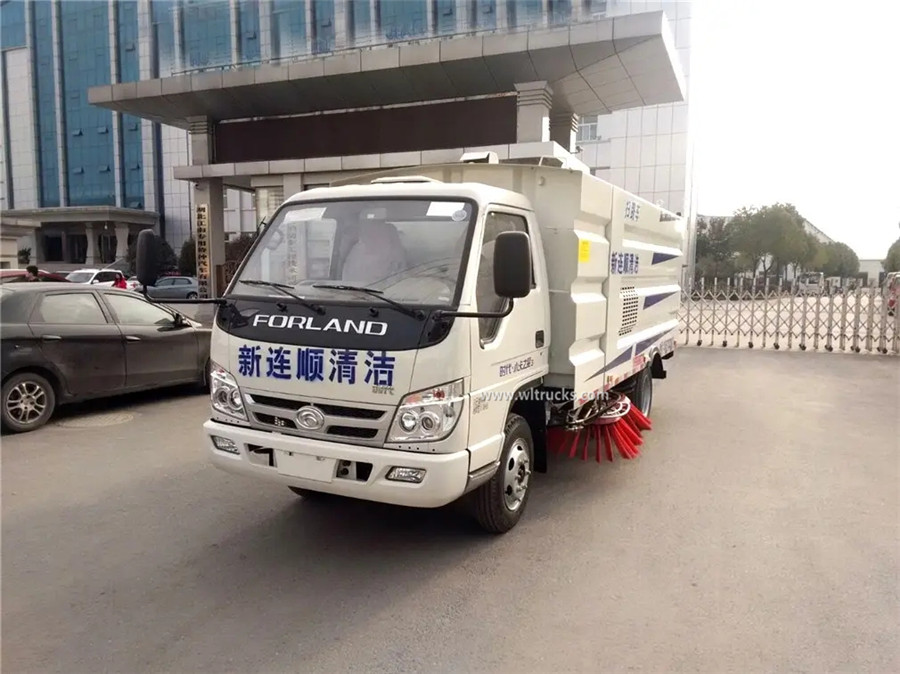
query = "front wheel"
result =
(2, 372, 57, 433)
(470, 414, 534, 534)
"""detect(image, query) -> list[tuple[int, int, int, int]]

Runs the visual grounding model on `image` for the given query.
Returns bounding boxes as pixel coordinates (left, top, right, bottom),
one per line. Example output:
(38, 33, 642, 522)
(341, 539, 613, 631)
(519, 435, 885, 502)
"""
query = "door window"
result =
(477, 211, 530, 343)
(95, 271, 119, 284)
(105, 294, 176, 326)
(33, 293, 108, 325)
(155, 278, 175, 287)
(173, 278, 191, 286)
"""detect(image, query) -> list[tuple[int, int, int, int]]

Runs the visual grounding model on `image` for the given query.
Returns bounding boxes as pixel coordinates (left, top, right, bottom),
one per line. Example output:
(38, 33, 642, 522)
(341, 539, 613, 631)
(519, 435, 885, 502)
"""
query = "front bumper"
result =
(204, 420, 471, 508)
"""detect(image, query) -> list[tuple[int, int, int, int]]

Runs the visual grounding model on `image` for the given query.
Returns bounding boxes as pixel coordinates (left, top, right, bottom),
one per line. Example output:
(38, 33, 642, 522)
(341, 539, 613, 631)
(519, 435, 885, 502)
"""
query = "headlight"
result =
(210, 361, 247, 421)
(387, 380, 464, 443)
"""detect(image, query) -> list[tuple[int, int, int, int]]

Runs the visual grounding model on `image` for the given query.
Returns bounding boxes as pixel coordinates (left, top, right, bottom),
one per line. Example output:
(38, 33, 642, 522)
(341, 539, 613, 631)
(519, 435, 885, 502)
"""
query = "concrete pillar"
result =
(496, 0, 508, 30)
(550, 111, 579, 152)
(514, 82, 553, 143)
(50, 0, 68, 206)
(187, 116, 214, 165)
(334, 0, 349, 50)
(230, 0, 240, 64)
(115, 223, 129, 260)
(109, 0, 124, 208)
(194, 179, 226, 298)
(259, 0, 272, 61)
(174, 0, 185, 72)
(85, 223, 97, 265)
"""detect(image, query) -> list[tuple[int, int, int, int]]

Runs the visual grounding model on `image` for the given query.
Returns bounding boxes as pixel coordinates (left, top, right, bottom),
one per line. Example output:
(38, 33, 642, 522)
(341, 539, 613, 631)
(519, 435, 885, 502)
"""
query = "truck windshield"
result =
(233, 198, 475, 307)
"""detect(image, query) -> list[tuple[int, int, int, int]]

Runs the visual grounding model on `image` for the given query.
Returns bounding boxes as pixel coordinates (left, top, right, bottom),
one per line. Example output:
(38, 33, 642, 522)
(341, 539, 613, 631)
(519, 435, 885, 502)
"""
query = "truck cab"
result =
(204, 178, 548, 532)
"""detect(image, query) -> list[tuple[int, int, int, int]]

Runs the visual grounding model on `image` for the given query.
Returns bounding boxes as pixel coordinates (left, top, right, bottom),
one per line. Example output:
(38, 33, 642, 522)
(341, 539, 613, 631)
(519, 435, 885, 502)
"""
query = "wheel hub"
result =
(503, 440, 531, 512)
(6, 381, 47, 424)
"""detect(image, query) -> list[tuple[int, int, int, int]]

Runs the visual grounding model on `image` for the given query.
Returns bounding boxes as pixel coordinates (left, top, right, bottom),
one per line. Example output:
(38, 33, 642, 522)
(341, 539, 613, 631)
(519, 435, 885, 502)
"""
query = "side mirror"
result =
(136, 228, 161, 288)
(493, 231, 532, 299)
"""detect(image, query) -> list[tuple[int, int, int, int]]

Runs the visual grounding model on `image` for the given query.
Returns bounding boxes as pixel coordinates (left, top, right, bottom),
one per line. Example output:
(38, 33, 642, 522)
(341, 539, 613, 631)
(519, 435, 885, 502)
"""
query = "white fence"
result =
(678, 279, 899, 355)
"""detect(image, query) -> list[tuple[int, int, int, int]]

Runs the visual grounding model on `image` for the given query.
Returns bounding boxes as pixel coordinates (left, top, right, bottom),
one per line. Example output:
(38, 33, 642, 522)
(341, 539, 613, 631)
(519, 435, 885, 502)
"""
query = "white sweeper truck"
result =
(136, 151, 684, 533)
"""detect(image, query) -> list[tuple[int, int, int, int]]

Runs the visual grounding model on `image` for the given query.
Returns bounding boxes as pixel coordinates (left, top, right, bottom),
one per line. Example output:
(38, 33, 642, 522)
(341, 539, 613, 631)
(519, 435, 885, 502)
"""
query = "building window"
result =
(577, 115, 599, 143)
(183, 0, 232, 69)
(349, 0, 372, 44)
(378, 0, 427, 41)
(272, 0, 308, 59)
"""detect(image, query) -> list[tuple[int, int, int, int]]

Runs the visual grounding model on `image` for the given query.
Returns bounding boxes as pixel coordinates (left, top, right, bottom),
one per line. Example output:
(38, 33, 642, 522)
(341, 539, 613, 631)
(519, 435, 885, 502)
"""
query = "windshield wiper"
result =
(312, 284, 425, 320)
(239, 279, 324, 314)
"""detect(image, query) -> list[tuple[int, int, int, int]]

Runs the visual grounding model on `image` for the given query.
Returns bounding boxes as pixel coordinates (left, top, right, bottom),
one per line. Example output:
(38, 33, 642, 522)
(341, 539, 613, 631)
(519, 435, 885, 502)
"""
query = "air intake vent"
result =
(619, 286, 639, 336)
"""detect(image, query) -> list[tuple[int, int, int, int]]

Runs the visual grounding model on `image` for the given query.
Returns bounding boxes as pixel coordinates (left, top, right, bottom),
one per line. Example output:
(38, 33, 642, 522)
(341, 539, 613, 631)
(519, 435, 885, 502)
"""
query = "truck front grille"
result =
(243, 391, 392, 446)
(248, 394, 385, 420)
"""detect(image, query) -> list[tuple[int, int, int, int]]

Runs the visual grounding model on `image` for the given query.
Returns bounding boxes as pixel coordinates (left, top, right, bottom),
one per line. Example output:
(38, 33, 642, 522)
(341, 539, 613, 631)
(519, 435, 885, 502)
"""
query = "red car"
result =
(0, 269, 71, 284)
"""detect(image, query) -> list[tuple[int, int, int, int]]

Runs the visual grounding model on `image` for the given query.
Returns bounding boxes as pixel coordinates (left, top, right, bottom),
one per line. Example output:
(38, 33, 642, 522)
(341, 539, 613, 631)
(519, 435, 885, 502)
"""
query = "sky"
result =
(689, 0, 900, 259)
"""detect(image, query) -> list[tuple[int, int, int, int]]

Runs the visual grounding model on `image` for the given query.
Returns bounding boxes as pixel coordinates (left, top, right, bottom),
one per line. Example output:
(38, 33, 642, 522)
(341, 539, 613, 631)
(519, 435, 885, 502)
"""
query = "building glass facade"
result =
(2, 0, 693, 263)
(0, 0, 26, 48)
(60, 0, 115, 207)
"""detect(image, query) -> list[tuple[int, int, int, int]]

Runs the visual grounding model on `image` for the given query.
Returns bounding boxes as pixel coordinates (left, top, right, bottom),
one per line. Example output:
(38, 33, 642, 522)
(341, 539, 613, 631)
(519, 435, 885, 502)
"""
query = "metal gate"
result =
(678, 279, 899, 355)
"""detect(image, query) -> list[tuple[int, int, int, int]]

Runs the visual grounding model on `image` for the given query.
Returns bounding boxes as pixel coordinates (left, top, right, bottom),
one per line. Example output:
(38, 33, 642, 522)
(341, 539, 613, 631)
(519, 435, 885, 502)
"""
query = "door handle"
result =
(535, 330, 545, 348)
(42, 335, 62, 342)
(125, 335, 141, 342)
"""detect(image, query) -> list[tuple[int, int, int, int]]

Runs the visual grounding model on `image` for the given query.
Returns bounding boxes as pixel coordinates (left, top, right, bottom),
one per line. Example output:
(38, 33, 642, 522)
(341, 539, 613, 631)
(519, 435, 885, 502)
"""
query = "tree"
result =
(694, 216, 737, 280)
(821, 242, 860, 278)
(179, 237, 197, 276)
(884, 237, 900, 273)
(730, 203, 807, 277)
(226, 232, 257, 262)
(126, 237, 178, 278)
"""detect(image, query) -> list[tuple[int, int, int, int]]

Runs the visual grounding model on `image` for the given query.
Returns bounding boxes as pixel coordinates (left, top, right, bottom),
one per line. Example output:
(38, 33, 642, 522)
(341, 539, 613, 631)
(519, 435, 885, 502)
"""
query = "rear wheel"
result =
(186, 292, 198, 300)
(628, 366, 653, 416)
(2, 372, 56, 433)
(471, 414, 534, 534)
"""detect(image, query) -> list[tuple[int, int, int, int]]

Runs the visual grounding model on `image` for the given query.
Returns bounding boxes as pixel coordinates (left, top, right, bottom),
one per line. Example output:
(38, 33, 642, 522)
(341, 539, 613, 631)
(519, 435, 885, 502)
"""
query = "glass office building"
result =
(1, 0, 693, 269)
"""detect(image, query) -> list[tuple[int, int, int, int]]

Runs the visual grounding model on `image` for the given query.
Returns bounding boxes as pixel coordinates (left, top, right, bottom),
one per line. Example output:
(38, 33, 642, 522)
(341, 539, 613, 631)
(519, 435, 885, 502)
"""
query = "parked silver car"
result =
(136, 276, 200, 300)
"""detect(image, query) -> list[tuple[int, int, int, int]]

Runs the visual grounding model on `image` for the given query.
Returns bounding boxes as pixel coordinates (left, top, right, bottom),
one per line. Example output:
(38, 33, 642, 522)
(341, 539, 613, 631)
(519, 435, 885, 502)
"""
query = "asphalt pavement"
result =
(2, 349, 898, 673)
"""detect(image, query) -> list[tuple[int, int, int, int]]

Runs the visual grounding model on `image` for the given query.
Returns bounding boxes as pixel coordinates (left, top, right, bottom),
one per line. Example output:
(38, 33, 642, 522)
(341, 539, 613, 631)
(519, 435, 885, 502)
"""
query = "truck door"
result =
(467, 209, 548, 467)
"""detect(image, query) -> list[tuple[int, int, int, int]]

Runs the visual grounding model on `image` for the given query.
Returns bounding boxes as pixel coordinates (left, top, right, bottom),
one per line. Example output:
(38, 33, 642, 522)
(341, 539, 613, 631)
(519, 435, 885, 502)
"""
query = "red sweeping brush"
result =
(547, 393, 652, 463)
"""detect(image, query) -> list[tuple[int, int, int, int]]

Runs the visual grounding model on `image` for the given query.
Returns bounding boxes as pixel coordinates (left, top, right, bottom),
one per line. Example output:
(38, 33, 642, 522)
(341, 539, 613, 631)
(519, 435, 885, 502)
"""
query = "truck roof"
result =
(284, 180, 533, 212)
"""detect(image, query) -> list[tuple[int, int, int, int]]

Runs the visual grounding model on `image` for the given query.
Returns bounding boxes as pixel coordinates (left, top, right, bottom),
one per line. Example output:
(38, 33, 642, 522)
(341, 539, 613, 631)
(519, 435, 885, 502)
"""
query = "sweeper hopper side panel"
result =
(579, 189, 684, 399)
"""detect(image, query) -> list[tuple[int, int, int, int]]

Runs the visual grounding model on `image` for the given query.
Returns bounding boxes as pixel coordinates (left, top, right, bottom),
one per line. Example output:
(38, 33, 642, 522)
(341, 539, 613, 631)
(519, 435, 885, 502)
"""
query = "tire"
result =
(2, 372, 56, 433)
(628, 365, 653, 417)
(471, 414, 534, 534)
(198, 358, 211, 392)
(186, 292, 198, 300)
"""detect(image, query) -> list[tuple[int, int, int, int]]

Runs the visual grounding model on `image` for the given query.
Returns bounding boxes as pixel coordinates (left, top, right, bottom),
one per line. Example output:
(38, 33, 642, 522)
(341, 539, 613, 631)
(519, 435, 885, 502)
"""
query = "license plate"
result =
(275, 451, 336, 483)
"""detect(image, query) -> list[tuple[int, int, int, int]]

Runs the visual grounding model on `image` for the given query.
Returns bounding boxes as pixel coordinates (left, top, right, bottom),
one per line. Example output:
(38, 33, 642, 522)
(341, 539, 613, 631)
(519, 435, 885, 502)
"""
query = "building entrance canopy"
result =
(88, 11, 684, 129)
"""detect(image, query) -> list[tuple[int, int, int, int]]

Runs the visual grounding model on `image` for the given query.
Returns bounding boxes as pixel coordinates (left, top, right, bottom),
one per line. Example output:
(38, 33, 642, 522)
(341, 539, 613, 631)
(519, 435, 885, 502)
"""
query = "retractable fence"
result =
(678, 278, 899, 355)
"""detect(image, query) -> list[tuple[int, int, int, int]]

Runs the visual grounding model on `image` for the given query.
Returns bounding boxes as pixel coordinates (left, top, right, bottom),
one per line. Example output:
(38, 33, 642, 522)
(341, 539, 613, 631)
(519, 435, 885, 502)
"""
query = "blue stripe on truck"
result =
(586, 345, 635, 382)
(643, 291, 677, 309)
(651, 252, 679, 265)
